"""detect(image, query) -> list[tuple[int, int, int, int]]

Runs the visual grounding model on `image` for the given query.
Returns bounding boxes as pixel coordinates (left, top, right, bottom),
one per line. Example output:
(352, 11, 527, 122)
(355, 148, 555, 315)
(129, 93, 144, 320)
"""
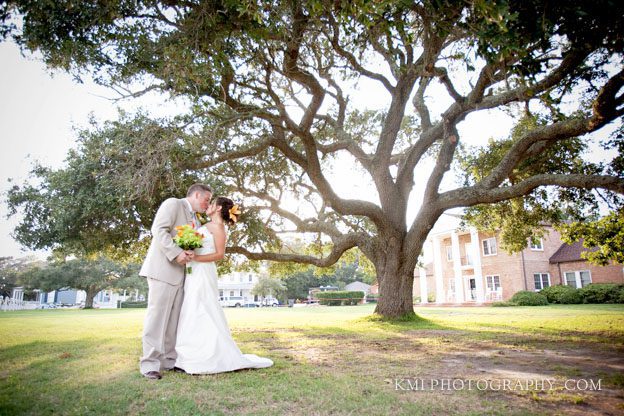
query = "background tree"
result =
(558, 209, 624, 265)
(2, 1, 624, 318)
(21, 256, 140, 309)
(251, 276, 287, 300)
(0, 256, 37, 298)
(331, 261, 374, 287)
(282, 268, 334, 301)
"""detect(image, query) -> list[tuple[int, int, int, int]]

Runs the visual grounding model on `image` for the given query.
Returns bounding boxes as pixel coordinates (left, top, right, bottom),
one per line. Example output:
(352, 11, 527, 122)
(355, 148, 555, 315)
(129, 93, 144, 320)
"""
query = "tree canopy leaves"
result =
(2, 0, 623, 317)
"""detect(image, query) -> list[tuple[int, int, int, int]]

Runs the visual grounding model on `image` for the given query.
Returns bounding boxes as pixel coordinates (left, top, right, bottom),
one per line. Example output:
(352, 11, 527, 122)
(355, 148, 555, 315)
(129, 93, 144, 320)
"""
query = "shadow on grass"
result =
(0, 337, 460, 416)
(3, 307, 622, 416)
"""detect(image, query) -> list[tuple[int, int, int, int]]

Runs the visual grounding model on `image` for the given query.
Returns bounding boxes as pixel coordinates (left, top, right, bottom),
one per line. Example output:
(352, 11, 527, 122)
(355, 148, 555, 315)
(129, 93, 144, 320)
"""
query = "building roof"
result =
(344, 281, 371, 291)
(549, 239, 597, 264)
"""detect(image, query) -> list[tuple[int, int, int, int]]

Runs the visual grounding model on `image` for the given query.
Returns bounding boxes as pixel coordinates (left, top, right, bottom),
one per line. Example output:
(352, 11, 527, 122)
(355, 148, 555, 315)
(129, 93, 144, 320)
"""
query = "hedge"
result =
(366, 293, 379, 303)
(491, 301, 518, 307)
(579, 283, 624, 304)
(119, 301, 148, 308)
(510, 291, 548, 306)
(539, 285, 582, 304)
(315, 291, 365, 306)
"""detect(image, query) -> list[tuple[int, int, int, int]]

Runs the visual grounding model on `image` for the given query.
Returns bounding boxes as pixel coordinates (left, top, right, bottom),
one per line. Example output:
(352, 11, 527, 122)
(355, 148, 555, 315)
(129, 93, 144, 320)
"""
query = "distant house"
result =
(218, 271, 262, 303)
(39, 288, 134, 308)
(413, 225, 624, 304)
(549, 240, 624, 288)
(308, 285, 339, 300)
(344, 281, 371, 294)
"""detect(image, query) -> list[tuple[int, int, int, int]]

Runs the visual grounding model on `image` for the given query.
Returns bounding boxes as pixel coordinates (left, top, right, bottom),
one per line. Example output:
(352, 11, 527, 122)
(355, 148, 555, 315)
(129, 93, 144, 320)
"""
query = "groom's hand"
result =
(175, 251, 191, 265)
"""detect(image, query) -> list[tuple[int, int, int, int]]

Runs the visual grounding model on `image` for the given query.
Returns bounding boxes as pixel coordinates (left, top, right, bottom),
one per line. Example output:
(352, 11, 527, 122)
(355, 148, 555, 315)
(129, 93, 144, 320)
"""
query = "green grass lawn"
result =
(1, 304, 623, 415)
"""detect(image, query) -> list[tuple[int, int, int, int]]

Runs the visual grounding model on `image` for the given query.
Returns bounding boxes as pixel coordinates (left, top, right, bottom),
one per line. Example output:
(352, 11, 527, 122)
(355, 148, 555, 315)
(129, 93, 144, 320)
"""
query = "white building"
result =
(218, 271, 262, 303)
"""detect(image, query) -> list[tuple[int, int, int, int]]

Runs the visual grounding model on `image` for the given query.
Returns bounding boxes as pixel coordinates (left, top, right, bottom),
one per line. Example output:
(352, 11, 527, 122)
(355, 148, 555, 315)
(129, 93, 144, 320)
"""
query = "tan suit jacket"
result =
(139, 198, 194, 285)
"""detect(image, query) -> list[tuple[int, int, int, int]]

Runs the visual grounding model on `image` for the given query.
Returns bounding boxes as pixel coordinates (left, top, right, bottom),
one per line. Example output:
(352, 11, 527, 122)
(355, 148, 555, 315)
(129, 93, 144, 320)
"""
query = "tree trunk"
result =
(83, 286, 99, 309)
(373, 236, 417, 319)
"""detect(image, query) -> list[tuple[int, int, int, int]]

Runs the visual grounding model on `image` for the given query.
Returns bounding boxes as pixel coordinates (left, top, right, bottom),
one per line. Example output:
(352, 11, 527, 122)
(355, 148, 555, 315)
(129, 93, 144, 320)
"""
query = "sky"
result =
(0, 42, 179, 259)
(1, 38, 615, 262)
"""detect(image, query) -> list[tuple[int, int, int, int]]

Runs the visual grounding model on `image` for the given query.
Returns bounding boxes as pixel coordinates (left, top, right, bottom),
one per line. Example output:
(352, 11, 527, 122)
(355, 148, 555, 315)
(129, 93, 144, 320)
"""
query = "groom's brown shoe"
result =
(143, 371, 162, 380)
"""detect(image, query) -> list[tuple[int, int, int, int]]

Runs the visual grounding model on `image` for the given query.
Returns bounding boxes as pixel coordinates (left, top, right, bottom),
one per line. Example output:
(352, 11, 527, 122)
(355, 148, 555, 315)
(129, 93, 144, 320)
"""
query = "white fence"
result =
(0, 298, 40, 311)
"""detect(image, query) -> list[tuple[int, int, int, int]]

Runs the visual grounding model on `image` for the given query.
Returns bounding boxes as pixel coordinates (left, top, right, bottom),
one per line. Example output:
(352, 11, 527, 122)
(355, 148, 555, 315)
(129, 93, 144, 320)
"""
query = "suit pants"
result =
(140, 277, 184, 374)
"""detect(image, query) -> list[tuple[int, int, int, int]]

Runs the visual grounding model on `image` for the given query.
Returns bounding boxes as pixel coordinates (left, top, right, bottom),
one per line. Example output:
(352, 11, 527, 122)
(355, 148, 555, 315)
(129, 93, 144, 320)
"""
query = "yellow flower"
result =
(228, 204, 242, 223)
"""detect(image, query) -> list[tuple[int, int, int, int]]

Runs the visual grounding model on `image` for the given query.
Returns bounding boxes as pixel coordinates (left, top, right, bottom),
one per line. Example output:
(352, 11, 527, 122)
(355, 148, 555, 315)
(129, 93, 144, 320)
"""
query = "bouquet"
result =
(173, 224, 204, 274)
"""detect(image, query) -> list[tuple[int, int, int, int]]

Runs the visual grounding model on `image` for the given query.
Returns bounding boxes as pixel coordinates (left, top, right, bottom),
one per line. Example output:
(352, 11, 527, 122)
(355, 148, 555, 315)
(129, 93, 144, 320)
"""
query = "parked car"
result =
(242, 302, 259, 308)
(260, 298, 280, 307)
(219, 296, 244, 307)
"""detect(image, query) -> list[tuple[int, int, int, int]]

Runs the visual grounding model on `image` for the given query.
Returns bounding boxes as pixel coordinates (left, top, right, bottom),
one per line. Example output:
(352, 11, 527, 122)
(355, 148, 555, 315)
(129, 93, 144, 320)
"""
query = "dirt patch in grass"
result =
(248, 327, 624, 415)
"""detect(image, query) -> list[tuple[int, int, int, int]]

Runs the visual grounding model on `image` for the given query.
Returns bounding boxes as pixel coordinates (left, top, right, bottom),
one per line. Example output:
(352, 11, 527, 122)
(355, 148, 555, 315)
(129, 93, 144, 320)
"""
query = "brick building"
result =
(414, 226, 624, 304)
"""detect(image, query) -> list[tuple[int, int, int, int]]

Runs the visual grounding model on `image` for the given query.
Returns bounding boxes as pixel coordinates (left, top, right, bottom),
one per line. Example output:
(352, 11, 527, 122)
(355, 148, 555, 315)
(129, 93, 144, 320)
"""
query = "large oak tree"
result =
(3, 1, 624, 318)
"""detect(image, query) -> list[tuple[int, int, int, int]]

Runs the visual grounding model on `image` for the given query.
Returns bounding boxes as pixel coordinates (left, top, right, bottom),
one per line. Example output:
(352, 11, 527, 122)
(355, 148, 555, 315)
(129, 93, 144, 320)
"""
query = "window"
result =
(529, 237, 543, 251)
(219, 290, 223, 297)
(229, 290, 235, 297)
(446, 245, 453, 261)
(533, 273, 550, 290)
(239, 290, 243, 296)
(482, 238, 497, 256)
(565, 270, 592, 288)
(486, 275, 501, 292)
(248, 274, 253, 282)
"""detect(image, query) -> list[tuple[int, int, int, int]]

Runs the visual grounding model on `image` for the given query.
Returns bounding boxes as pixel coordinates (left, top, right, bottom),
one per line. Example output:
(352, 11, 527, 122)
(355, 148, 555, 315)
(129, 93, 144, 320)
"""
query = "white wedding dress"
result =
(174, 226, 273, 374)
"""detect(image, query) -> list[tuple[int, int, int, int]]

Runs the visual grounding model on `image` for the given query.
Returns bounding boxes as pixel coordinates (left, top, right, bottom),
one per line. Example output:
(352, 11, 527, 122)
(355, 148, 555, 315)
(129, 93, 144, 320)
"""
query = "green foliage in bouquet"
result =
(173, 225, 204, 250)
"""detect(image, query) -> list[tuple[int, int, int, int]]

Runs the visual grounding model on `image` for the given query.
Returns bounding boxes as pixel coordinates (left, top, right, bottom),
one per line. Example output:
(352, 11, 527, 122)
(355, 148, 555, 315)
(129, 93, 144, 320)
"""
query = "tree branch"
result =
(422, 124, 459, 203)
(433, 66, 464, 103)
(474, 47, 591, 111)
(241, 188, 343, 238)
(191, 136, 273, 169)
(413, 76, 433, 130)
(479, 117, 591, 189)
(228, 232, 364, 267)
(326, 14, 394, 92)
(439, 174, 624, 209)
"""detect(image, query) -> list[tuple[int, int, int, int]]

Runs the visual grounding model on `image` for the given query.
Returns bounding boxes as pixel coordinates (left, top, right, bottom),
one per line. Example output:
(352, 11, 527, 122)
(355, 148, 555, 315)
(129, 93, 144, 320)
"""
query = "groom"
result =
(139, 183, 213, 379)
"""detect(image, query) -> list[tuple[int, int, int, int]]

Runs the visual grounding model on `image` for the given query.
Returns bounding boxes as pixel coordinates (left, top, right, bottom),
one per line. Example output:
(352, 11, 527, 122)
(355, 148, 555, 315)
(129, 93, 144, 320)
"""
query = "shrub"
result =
(491, 301, 518, 307)
(119, 301, 147, 308)
(510, 291, 548, 306)
(366, 293, 379, 303)
(539, 285, 582, 304)
(316, 291, 365, 306)
(617, 287, 624, 304)
(579, 283, 623, 304)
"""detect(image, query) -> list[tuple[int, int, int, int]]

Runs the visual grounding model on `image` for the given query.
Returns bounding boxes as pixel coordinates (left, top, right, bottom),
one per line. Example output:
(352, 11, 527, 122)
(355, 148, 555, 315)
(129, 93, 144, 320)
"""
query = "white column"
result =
(451, 232, 465, 303)
(432, 236, 445, 304)
(419, 266, 428, 304)
(470, 228, 485, 303)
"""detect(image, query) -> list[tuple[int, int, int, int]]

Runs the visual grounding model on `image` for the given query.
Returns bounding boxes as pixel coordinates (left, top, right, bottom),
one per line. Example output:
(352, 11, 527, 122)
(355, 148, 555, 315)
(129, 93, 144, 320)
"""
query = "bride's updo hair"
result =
(215, 196, 236, 225)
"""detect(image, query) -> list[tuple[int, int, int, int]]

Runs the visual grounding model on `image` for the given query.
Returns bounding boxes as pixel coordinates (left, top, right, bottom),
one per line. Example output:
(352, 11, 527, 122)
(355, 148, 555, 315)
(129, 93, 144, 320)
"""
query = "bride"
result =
(174, 196, 273, 374)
